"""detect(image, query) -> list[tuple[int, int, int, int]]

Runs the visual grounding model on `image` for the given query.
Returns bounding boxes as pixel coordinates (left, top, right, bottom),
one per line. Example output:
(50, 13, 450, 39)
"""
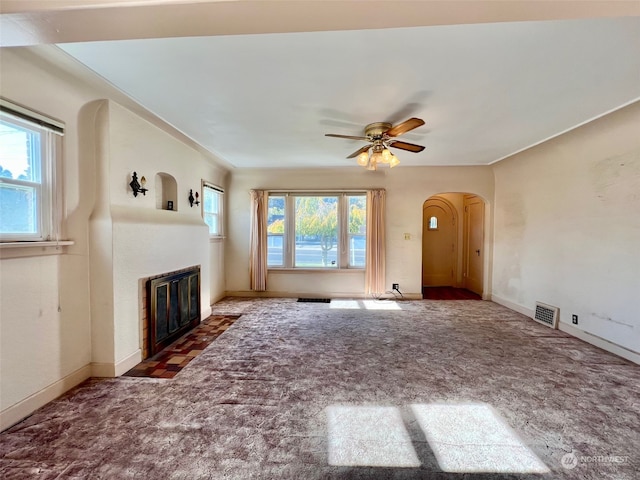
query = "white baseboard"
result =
(201, 305, 212, 319)
(115, 349, 142, 376)
(491, 294, 535, 317)
(224, 290, 423, 300)
(210, 292, 227, 305)
(91, 349, 141, 378)
(491, 294, 639, 365)
(558, 322, 640, 365)
(1, 364, 92, 432)
(225, 290, 365, 299)
(90, 362, 115, 378)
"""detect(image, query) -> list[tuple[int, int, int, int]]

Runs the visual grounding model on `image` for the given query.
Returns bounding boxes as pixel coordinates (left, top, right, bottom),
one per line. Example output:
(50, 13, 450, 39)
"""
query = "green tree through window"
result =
(266, 193, 366, 268)
(295, 196, 338, 267)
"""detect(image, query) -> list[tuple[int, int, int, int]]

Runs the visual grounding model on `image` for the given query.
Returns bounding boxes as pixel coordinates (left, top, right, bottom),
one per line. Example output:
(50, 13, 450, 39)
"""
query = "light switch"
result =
(404, 233, 411, 240)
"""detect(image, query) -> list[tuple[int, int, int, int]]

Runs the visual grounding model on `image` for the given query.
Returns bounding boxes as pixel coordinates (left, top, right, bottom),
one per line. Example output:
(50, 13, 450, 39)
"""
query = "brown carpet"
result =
(1, 297, 638, 479)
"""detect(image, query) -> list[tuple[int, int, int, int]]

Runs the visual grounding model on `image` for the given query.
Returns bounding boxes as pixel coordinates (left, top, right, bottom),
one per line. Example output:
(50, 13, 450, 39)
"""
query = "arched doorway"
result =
(422, 196, 457, 287)
(422, 193, 485, 299)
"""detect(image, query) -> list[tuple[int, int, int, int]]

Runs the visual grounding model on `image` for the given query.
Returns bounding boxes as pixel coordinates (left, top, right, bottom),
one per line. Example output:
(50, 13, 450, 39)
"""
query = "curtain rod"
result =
(203, 183, 224, 193)
(1, 98, 65, 136)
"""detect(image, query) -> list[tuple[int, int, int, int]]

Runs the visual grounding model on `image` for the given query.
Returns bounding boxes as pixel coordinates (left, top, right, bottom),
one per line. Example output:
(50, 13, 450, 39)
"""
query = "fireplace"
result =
(147, 266, 201, 357)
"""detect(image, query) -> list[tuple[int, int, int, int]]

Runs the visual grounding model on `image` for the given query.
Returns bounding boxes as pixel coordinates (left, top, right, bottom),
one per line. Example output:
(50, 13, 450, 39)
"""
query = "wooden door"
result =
(463, 195, 484, 295)
(422, 198, 456, 286)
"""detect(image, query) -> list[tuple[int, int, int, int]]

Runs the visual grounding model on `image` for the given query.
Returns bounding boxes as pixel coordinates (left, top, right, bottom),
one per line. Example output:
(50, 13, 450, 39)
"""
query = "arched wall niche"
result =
(155, 172, 178, 211)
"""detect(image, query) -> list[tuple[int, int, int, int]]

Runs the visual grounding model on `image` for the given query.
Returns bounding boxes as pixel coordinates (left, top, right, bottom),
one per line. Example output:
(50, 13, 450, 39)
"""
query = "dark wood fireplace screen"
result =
(148, 267, 200, 356)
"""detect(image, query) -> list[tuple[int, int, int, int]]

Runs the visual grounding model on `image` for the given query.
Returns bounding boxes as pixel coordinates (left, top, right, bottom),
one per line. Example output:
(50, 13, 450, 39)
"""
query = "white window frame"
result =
(202, 181, 224, 238)
(267, 191, 367, 270)
(0, 99, 63, 242)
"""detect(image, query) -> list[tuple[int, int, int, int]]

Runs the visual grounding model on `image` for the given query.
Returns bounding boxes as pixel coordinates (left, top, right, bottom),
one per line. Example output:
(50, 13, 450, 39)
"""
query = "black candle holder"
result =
(129, 172, 148, 197)
(188, 189, 200, 207)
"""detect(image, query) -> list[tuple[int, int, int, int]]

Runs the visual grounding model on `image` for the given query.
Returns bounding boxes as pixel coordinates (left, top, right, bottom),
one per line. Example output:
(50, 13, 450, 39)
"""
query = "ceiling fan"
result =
(325, 117, 425, 170)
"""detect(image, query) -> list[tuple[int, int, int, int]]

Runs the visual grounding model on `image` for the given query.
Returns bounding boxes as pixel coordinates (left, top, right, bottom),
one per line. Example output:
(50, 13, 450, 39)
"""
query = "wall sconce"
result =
(188, 189, 200, 207)
(129, 172, 148, 197)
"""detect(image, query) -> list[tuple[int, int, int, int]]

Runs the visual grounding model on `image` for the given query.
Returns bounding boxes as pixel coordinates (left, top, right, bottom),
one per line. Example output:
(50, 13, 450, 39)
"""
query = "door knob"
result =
(475, 249, 481, 256)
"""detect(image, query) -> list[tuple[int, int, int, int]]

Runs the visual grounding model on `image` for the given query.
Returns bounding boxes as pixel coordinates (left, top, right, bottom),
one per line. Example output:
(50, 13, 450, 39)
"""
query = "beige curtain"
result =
(365, 189, 386, 295)
(249, 189, 268, 291)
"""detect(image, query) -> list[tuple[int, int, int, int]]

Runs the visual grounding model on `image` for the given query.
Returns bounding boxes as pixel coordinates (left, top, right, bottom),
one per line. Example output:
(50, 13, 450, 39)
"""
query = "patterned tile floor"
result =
(123, 314, 240, 379)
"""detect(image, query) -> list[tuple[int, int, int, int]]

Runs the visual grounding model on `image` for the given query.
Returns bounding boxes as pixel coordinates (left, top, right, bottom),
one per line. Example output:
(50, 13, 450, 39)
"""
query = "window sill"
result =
(268, 268, 364, 274)
(209, 236, 225, 243)
(0, 240, 74, 259)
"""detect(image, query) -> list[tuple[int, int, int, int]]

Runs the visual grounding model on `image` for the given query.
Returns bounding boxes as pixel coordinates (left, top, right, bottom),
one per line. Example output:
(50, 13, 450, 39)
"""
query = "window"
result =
(429, 216, 438, 230)
(203, 183, 224, 237)
(348, 195, 366, 267)
(295, 195, 338, 268)
(0, 100, 63, 242)
(267, 193, 366, 269)
(267, 195, 284, 266)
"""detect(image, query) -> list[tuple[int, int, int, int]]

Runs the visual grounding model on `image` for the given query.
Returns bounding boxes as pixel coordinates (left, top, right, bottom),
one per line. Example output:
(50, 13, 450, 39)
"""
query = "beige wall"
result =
(226, 167, 494, 297)
(0, 47, 228, 429)
(1, 48, 98, 419)
(492, 102, 640, 357)
(91, 101, 228, 370)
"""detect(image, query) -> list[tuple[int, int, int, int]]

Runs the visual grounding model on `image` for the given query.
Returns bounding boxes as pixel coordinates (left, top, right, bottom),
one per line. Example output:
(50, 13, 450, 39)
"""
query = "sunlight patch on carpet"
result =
(329, 300, 361, 309)
(411, 403, 549, 474)
(363, 300, 402, 310)
(326, 405, 420, 467)
(329, 300, 402, 310)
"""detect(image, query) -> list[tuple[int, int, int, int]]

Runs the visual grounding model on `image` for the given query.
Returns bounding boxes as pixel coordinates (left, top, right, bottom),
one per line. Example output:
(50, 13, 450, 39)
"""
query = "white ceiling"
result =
(57, 16, 640, 169)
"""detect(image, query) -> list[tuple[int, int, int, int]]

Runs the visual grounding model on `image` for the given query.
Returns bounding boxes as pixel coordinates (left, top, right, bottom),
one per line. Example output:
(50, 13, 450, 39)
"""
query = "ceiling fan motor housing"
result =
(364, 122, 392, 139)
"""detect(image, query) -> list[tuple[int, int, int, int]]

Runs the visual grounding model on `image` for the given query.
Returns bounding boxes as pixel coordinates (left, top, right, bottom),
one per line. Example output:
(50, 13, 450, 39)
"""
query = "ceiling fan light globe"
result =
(389, 155, 400, 168)
(381, 148, 392, 164)
(356, 151, 369, 166)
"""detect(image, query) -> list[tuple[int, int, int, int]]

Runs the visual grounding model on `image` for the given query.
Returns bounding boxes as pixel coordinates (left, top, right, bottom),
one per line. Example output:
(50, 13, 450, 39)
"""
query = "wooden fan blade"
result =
(388, 140, 425, 153)
(385, 117, 425, 137)
(347, 144, 372, 159)
(325, 134, 370, 141)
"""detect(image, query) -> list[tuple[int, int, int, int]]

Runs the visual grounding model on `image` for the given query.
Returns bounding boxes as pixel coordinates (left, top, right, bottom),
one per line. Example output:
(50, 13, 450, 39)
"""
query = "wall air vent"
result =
(534, 302, 559, 329)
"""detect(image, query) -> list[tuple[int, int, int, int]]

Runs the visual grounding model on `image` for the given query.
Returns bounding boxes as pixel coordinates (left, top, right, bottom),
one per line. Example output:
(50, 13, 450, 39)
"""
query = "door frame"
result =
(422, 195, 458, 288)
(462, 194, 485, 296)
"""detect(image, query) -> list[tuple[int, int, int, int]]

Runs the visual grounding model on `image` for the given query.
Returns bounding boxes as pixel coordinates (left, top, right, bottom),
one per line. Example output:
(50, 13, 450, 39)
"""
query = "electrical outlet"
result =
(572, 314, 578, 325)
(392, 283, 399, 290)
